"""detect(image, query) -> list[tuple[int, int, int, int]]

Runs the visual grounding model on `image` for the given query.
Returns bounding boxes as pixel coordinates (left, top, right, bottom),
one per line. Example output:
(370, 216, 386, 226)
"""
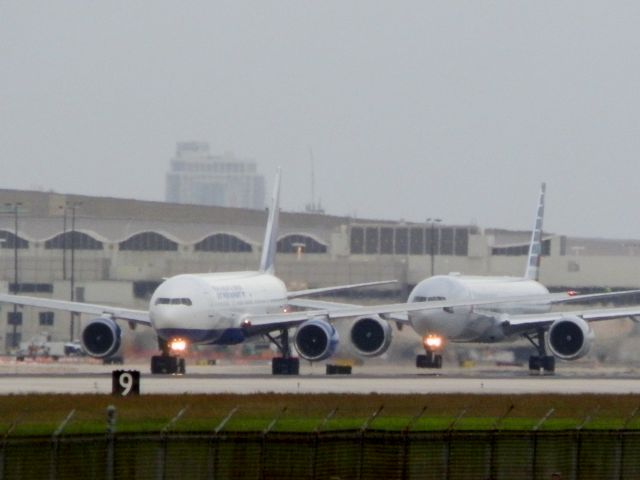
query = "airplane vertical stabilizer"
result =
(259, 169, 282, 274)
(524, 182, 546, 281)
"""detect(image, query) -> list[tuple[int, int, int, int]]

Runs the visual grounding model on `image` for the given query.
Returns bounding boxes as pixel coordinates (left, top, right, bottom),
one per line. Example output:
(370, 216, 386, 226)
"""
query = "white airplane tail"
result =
(259, 169, 281, 274)
(524, 182, 546, 281)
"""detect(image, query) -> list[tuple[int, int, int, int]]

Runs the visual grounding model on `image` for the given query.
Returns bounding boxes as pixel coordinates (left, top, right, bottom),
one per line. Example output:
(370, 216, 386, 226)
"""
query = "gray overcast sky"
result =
(2, 1, 640, 238)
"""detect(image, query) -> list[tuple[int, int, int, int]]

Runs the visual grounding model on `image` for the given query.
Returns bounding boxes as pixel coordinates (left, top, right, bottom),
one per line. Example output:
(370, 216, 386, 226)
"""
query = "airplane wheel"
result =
(416, 354, 429, 368)
(528, 356, 541, 371)
(326, 364, 352, 375)
(151, 355, 180, 374)
(416, 353, 441, 369)
(434, 354, 443, 369)
(542, 356, 555, 373)
(272, 357, 300, 375)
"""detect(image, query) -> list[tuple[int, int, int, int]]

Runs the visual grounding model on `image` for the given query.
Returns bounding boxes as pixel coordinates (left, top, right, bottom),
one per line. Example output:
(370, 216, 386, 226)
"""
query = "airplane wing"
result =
(503, 305, 640, 336)
(286, 280, 397, 299)
(288, 289, 640, 312)
(0, 293, 151, 326)
(244, 290, 640, 336)
(288, 298, 366, 310)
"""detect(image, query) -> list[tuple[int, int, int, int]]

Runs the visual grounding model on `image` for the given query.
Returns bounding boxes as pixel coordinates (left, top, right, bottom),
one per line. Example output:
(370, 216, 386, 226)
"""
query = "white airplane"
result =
(404, 182, 614, 373)
(251, 183, 640, 374)
(0, 170, 391, 374)
(0, 177, 637, 375)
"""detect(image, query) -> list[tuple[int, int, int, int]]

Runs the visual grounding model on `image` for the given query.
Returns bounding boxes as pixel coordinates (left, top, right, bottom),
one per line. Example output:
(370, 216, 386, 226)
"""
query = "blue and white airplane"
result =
(0, 176, 637, 374)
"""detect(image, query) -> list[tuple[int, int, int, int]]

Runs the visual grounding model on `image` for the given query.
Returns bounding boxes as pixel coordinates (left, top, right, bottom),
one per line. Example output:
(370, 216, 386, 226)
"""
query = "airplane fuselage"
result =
(407, 274, 550, 343)
(149, 271, 288, 345)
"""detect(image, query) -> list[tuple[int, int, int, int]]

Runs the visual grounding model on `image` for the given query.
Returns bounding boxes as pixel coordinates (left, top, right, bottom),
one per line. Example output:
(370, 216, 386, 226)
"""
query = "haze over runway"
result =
(2, 2, 640, 237)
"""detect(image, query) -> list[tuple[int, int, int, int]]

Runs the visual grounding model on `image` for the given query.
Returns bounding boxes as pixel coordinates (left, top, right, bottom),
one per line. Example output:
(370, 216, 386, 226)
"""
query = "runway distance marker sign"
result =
(112, 370, 140, 396)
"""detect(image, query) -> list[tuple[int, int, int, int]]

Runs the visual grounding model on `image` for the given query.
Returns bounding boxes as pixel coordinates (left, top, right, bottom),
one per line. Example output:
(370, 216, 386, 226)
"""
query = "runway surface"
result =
(1, 360, 640, 395)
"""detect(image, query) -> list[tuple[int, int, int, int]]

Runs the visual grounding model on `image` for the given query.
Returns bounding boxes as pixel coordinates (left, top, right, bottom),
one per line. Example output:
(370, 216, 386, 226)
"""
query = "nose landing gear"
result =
(416, 334, 444, 369)
(150, 338, 186, 374)
(416, 351, 443, 369)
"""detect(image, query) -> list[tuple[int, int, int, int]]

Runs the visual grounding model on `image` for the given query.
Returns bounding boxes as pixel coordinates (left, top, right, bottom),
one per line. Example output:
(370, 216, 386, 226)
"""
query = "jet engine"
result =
(294, 318, 339, 362)
(350, 316, 392, 357)
(81, 317, 122, 358)
(547, 315, 594, 360)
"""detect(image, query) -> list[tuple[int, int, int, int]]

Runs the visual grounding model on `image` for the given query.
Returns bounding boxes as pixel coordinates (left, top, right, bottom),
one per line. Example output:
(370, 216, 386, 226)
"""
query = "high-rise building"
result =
(165, 142, 265, 209)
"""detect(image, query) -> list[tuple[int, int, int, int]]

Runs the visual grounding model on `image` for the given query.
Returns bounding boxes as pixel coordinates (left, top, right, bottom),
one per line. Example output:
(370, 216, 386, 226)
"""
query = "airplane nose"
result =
(151, 306, 186, 330)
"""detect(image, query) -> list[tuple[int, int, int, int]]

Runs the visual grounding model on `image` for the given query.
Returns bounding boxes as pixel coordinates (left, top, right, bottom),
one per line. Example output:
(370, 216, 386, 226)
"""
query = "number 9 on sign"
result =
(112, 370, 140, 396)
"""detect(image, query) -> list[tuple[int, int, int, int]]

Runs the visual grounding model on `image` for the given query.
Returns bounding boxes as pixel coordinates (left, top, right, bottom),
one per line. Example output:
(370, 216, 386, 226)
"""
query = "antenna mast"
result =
(305, 147, 324, 214)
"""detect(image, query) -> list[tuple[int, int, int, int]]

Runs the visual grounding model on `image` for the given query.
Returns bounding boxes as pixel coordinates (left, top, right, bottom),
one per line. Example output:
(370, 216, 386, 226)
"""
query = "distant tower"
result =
(305, 148, 324, 214)
(165, 142, 265, 209)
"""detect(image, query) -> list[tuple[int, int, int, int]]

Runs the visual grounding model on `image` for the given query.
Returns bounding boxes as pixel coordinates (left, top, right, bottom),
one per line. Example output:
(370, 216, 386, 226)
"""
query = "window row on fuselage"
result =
(412, 296, 446, 302)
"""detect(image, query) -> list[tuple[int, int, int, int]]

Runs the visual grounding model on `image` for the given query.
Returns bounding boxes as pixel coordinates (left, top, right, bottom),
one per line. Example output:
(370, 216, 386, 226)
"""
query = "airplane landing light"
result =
(169, 338, 188, 353)
(423, 334, 443, 349)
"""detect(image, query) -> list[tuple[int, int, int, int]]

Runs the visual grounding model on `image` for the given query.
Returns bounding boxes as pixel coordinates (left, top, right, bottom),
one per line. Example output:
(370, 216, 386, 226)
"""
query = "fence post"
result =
(488, 404, 514, 479)
(106, 405, 117, 480)
(208, 406, 238, 480)
(0, 420, 18, 480)
(444, 407, 467, 480)
(401, 406, 426, 480)
(259, 407, 287, 480)
(311, 408, 337, 480)
(157, 406, 188, 480)
(50, 409, 75, 480)
(617, 406, 640, 480)
(572, 407, 599, 480)
(358, 405, 384, 480)
(531, 408, 554, 480)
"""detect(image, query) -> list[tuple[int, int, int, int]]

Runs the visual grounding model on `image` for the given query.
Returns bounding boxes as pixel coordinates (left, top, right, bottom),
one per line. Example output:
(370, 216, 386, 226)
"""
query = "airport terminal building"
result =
(0, 188, 639, 351)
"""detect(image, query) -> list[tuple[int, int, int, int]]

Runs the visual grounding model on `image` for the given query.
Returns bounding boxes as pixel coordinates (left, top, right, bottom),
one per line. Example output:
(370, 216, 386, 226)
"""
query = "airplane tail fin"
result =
(259, 169, 281, 274)
(524, 182, 546, 281)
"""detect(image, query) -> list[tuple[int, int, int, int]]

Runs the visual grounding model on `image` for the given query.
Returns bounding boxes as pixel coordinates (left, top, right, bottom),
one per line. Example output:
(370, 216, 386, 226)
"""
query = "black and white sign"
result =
(112, 370, 140, 396)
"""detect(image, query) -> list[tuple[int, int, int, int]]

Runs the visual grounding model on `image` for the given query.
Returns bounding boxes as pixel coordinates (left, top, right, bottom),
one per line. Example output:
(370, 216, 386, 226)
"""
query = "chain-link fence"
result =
(2, 428, 640, 480)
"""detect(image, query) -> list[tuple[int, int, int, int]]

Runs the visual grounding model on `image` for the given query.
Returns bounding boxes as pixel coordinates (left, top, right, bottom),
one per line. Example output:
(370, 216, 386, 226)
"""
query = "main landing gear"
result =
(416, 335, 443, 369)
(151, 338, 186, 375)
(266, 329, 299, 375)
(416, 351, 443, 369)
(525, 328, 555, 374)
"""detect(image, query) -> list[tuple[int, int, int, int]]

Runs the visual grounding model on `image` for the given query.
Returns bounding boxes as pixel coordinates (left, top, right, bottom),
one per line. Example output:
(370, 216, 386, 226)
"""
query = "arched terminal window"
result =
(119, 232, 178, 251)
(0, 230, 28, 249)
(45, 231, 103, 250)
(277, 234, 327, 254)
(194, 233, 252, 252)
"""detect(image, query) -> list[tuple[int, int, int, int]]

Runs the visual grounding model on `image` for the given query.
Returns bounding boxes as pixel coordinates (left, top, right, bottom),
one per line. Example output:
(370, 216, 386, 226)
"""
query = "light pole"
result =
(4, 202, 23, 348)
(0, 237, 5, 335)
(426, 218, 441, 276)
(67, 201, 82, 341)
(59, 205, 68, 280)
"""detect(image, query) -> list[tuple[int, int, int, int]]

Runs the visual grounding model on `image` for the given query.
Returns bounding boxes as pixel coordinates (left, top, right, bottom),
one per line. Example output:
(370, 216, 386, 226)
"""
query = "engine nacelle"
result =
(547, 315, 594, 360)
(350, 316, 392, 357)
(294, 318, 339, 362)
(81, 317, 122, 358)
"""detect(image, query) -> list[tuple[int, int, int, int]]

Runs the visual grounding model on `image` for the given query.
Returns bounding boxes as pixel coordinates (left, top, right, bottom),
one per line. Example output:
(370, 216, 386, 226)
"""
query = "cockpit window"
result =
(413, 296, 427, 302)
(155, 297, 192, 306)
